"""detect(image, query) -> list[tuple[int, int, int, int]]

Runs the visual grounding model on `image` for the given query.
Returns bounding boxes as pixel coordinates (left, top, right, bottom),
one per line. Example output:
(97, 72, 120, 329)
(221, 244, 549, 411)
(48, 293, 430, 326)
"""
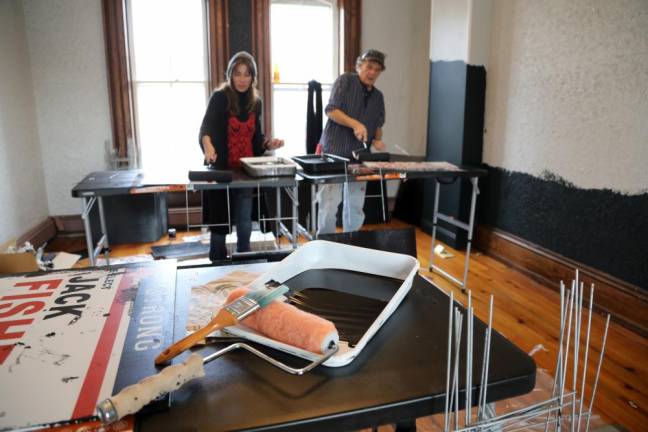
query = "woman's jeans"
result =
(209, 188, 253, 261)
(316, 182, 366, 235)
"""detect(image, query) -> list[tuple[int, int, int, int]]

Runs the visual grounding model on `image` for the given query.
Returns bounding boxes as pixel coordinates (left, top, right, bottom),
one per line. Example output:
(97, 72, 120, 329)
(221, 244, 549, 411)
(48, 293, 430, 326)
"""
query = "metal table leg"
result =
(185, 188, 190, 231)
(428, 180, 441, 273)
(292, 185, 298, 248)
(275, 187, 281, 244)
(81, 197, 96, 266)
(311, 183, 317, 237)
(462, 177, 479, 288)
(429, 177, 480, 291)
(81, 196, 109, 267)
(97, 197, 110, 265)
(379, 168, 386, 222)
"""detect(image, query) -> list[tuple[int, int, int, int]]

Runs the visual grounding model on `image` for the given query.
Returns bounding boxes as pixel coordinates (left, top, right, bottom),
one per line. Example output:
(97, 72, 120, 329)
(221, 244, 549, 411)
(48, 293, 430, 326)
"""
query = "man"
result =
(317, 49, 386, 235)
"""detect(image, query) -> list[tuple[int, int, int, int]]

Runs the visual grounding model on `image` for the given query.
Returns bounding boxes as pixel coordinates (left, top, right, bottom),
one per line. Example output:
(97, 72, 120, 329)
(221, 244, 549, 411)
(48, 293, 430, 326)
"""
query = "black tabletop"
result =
(297, 159, 487, 185)
(71, 169, 297, 198)
(138, 264, 535, 432)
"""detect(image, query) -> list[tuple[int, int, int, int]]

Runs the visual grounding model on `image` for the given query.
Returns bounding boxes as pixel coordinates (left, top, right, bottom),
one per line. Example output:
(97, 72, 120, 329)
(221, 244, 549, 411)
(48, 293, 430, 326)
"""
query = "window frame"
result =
(124, 0, 211, 170)
(101, 0, 360, 163)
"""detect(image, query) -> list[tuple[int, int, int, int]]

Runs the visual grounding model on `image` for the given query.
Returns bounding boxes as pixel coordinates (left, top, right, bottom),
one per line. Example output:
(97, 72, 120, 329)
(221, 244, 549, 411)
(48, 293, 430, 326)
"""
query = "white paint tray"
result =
(223, 240, 419, 367)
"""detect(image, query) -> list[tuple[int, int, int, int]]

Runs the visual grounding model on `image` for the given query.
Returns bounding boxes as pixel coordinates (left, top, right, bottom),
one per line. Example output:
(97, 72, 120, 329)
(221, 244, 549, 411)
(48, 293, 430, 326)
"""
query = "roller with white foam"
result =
(226, 287, 339, 354)
(96, 353, 205, 423)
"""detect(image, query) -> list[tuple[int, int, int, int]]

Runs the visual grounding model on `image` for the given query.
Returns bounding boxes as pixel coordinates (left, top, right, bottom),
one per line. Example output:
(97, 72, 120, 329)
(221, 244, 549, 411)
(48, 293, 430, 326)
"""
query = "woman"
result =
(199, 51, 284, 261)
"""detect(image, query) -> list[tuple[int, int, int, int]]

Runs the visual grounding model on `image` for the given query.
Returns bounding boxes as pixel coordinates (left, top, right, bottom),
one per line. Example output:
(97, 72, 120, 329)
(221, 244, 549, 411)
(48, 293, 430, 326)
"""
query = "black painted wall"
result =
(421, 60, 486, 248)
(478, 166, 648, 290)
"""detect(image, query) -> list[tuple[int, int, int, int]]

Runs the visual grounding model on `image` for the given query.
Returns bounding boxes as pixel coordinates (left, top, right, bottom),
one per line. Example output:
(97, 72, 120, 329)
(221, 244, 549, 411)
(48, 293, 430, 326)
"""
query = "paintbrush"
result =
(154, 280, 288, 365)
(352, 139, 369, 160)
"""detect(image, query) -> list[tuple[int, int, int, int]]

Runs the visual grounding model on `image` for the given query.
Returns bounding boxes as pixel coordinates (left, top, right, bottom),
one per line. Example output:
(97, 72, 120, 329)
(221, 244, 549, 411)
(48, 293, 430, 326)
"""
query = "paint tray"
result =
(240, 156, 297, 177)
(291, 154, 349, 174)
(223, 240, 419, 367)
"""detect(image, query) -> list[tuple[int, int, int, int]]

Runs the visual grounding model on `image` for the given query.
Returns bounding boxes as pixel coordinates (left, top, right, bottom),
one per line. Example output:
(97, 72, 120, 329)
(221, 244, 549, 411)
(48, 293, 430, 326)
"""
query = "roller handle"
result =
(155, 309, 237, 365)
(97, 353, 205, 424)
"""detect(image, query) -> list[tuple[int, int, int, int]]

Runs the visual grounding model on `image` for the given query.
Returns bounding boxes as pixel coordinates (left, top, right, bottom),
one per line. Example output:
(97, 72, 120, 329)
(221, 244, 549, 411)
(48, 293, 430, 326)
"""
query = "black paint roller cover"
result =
(188, 169, 233, 182)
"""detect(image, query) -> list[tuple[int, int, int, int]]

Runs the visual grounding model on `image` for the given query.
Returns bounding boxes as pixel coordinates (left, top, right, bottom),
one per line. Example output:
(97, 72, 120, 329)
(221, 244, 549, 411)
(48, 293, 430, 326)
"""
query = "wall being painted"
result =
(480, 0, 648, 288)
(362, 0, 431, 157)
(484, 0, 648, 193)
(0, 0, 48, 246)
(23, 0, 112, 216)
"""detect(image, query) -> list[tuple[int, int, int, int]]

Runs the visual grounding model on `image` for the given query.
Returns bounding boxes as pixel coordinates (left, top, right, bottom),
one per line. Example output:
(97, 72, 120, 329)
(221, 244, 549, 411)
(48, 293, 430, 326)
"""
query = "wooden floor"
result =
(50, 220, 647, 431)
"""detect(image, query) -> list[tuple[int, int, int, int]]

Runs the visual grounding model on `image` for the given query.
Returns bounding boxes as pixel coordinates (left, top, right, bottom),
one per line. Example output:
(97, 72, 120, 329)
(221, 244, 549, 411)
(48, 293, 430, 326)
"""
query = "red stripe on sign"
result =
(71, 271, 135, 418)
(0, 344, 15, 365)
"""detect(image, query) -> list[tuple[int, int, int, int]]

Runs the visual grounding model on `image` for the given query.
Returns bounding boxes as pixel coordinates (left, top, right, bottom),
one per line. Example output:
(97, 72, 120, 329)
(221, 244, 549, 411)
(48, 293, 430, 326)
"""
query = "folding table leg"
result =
(81, 197, 95, 266)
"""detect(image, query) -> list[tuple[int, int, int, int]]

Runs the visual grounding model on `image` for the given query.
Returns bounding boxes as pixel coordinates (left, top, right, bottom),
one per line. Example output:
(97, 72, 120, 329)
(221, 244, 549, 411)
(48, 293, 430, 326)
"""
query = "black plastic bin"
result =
(90, 193, 168, 245)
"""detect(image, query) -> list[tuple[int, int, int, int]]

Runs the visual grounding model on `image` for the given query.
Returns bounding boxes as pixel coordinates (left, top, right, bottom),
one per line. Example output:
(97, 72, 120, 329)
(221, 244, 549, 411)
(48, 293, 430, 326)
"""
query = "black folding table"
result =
(137, 262, 535, 432)
(297, 158, 487, 290)
(71, 169, 299, 266)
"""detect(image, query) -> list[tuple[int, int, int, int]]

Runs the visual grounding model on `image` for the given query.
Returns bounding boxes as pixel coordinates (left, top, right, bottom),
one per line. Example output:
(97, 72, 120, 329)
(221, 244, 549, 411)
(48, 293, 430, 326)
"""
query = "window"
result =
(127, 0, 209, 171)
(270, 0, 337, 157)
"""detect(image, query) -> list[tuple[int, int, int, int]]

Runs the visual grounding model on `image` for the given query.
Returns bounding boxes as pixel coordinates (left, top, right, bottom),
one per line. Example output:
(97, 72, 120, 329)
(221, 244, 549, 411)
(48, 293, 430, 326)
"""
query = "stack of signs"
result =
(0, 260, 177, 430)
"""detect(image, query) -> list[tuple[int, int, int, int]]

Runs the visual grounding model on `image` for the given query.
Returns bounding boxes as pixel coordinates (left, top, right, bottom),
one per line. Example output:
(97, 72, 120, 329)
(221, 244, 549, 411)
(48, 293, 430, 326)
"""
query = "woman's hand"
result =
(371, 139, 386, 151)
(265, 138, 285, 151)
(203, 141, 217, 163)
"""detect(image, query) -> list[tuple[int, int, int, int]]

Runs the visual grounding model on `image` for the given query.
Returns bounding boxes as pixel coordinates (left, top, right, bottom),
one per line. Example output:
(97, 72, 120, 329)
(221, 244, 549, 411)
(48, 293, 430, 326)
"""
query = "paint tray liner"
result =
(223, 240, 419, 367)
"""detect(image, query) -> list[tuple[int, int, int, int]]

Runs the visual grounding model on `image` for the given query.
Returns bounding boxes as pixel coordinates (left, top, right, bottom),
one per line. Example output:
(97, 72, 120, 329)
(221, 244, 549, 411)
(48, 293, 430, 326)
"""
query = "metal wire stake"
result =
(545, 282, 566, 432)
(444, 291, 454, 432)
(482, 294, 494, 418)
(577, 285, 594, 430)
(453, 393, 576, 432)
(477, 295, 494, 423)
(558, 286, 575, 431)
(465, 291, 473, 426)
(571, 282, 583, 432)
(585, 314, 611, 432)
(452, 309, 464, 429)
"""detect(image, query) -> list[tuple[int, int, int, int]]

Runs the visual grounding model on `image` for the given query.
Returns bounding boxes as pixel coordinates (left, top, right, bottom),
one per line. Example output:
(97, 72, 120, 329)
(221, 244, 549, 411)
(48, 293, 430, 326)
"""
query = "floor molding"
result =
(16, 217, 58, 248)
(474, 225, 647, 337)
(53, 215, 85, 234)
(54, 208, 203, 236)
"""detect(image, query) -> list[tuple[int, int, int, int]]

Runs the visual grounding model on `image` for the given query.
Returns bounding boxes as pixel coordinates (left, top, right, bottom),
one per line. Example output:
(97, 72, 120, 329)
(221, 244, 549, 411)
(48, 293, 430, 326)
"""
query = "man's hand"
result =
(352, 122, 368, 143)
(265, 138, 285, 151)
(371, 139, 386, 151)
(203, 141, 217, 163)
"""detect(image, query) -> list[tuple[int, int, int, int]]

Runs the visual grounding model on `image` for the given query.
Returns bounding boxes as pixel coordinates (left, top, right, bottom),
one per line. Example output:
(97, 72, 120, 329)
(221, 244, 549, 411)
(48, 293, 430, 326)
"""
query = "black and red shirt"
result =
(198, 89, 265, 169)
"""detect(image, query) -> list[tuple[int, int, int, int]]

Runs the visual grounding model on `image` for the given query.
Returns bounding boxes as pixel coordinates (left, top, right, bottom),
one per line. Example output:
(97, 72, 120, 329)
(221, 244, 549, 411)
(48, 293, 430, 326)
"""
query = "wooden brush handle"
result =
(98, 353, 205, 423)
(155, 309, 238, 365)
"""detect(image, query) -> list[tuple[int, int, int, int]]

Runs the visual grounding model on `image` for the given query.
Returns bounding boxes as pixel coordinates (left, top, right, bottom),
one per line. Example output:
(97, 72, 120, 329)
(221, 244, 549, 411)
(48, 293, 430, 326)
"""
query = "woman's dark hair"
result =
(219, 52, 259, 115)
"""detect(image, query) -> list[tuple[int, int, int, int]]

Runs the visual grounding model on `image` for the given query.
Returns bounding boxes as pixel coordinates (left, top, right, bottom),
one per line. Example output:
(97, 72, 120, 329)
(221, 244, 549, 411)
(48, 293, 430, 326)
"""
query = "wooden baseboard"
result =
(474, 225, 647, 337)
(168, 207, 202, 227)
(53, 215, 86, 234)
(54, 207, 203, 234)
(16, 217, 58, 248)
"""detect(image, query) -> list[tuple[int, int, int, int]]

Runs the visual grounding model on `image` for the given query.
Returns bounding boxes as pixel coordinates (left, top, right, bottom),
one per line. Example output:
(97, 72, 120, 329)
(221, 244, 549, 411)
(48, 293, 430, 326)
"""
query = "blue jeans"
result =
(316, 182, 366, 235)
(209, 188, 253, 260)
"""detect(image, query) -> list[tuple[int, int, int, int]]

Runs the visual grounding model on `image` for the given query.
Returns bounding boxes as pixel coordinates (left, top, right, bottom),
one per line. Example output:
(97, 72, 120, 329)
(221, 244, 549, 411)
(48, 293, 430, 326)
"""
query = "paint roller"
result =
(226, 286, 339, 354)
(97, 286, 339, 424)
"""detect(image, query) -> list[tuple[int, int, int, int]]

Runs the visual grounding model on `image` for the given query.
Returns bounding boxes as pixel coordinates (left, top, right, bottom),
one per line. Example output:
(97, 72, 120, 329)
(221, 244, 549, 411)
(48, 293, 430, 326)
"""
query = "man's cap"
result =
(226, 51, 257, 81)
(358, 49, 386, 70)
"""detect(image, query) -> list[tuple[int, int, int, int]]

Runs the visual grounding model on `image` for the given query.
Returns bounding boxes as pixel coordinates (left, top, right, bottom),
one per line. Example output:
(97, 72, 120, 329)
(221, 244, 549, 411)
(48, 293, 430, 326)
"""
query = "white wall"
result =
(428, 0, 493, 66)
(429, 0, 468, 62)
(0, 0, 49, 246)
(362, 0, 431, 157)
(23, 0, 112, 215)
(484, 0, 648, 193)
